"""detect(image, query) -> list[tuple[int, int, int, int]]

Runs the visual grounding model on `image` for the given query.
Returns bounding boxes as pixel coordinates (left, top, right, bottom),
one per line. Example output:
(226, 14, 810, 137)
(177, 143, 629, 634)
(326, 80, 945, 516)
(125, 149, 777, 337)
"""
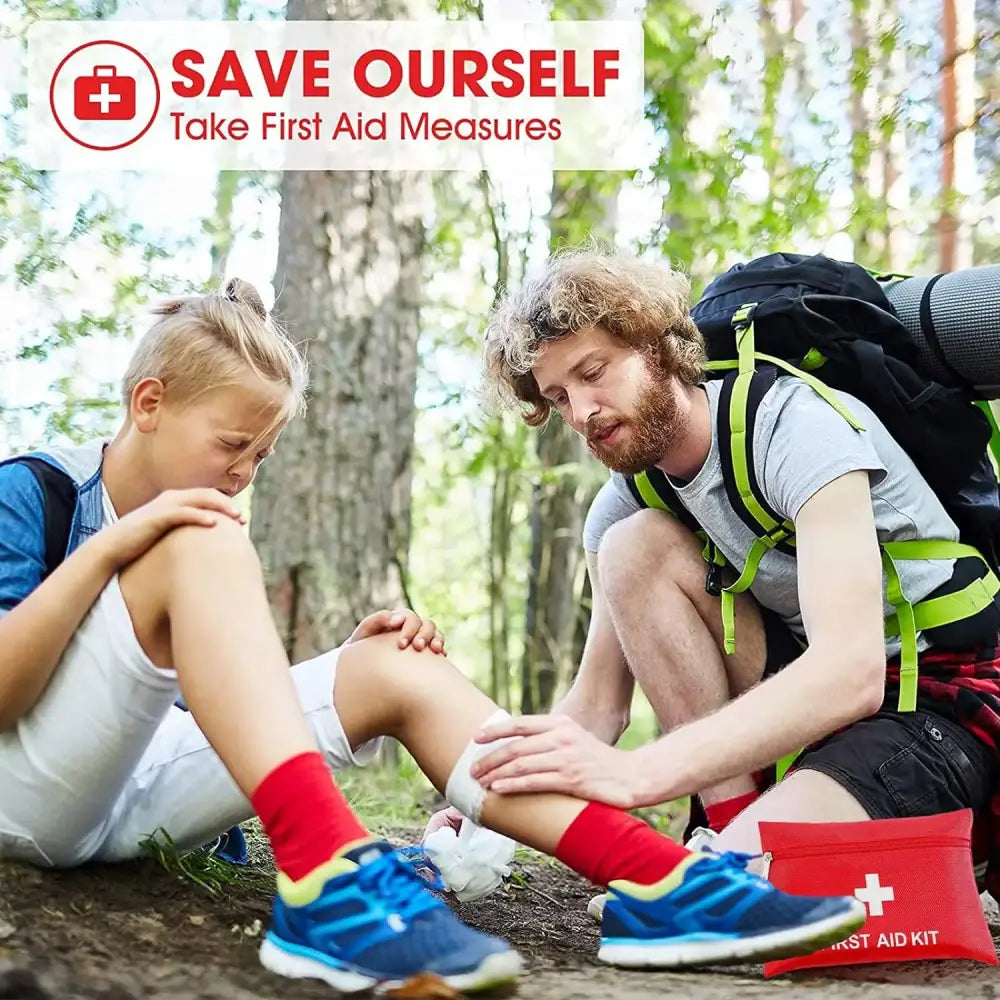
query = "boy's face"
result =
(532, 325, 688, 476)
(133, 371, 289, 497)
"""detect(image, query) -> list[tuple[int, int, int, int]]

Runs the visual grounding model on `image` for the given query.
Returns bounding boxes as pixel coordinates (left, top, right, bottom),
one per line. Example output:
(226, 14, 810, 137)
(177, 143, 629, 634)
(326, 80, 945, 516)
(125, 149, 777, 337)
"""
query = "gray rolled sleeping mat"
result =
(881, 266, 1000, 400)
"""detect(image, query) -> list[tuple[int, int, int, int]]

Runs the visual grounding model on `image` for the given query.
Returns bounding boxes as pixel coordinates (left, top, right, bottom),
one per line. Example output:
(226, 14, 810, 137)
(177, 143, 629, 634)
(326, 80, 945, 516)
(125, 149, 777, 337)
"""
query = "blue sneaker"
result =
(598, 851, 866, 968)
(259, 840, 522, 993)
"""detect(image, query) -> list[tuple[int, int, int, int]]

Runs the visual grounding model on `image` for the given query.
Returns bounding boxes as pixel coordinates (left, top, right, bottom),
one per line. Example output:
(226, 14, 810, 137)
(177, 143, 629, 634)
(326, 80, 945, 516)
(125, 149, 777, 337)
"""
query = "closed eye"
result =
(582, 366, 605, 383)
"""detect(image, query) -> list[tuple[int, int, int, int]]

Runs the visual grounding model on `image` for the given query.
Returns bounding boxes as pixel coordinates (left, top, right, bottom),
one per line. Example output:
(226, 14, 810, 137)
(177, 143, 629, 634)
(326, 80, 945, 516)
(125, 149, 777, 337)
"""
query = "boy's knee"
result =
(337, 631, 462, 704)
(156, 517, 259, 570)
(333, 631, 451, 736)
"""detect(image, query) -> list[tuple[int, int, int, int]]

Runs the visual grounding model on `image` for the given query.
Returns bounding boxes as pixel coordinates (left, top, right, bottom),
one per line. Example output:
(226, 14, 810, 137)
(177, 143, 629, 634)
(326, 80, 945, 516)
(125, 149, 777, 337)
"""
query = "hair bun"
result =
(224, 277, 267, 321)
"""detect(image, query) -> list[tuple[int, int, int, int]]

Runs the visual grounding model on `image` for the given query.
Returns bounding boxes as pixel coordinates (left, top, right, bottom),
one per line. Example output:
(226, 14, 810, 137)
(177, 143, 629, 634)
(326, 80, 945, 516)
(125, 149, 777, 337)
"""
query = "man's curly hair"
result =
(482, 247, 706, 426)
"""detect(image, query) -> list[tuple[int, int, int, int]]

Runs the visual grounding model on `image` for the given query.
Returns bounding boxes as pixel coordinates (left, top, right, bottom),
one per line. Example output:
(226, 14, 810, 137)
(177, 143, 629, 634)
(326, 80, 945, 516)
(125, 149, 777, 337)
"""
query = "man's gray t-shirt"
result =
(583, 376, 958, 656)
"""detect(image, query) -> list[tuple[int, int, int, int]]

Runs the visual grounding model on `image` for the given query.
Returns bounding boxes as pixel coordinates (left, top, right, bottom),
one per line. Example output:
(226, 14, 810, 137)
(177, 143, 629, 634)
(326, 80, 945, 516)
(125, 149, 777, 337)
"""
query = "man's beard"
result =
(585, 371, 689, 476)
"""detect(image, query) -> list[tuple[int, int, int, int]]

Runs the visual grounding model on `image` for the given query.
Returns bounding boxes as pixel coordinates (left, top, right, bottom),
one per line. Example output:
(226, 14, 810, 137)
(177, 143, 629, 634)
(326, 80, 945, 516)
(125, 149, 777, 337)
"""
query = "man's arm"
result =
(552, 550, 634, 745)
(630, 469, 886, 804)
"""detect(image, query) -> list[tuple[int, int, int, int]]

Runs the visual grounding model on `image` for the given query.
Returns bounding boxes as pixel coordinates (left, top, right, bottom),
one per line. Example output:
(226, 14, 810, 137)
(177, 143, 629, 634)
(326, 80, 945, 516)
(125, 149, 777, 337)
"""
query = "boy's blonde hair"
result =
(122, 277, 308, 421)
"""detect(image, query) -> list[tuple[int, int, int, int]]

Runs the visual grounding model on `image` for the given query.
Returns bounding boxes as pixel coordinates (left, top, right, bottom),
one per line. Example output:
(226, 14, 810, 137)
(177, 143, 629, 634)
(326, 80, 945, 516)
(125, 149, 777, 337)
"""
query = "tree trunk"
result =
(250, 0, 424, 662)
(788, 0, 808, 99)
(939, 0, 977, 271)
(758, 0, 783, 199)
(480, 170, 517, 712)
(520, 174, 615, 714)
(880, 0, 912, 271)
(849, 0, 879, 265)
(206, 171, 238, 282)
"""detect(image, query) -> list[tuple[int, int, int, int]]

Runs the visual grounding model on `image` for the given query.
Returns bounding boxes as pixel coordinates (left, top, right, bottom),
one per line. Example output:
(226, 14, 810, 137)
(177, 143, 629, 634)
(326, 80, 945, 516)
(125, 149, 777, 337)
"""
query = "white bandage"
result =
(444, 709, 519, 823)
(422, 820, 517, 902)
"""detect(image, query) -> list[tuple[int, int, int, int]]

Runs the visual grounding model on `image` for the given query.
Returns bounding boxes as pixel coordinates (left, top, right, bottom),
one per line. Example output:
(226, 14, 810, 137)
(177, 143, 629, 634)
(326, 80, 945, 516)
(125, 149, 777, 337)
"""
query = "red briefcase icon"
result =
(73, 66, 136, 121)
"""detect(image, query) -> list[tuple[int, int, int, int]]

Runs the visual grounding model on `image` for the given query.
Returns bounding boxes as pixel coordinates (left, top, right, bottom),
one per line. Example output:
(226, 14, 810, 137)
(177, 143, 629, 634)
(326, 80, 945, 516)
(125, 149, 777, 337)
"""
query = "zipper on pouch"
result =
(759, 835, 967, 881)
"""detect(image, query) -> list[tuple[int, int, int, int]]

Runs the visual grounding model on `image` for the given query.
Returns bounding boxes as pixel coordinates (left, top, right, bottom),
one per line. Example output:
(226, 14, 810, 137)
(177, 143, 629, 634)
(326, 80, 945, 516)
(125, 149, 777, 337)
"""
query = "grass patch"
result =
(336, 746, 436, 833)
(140, 828, 273, 897)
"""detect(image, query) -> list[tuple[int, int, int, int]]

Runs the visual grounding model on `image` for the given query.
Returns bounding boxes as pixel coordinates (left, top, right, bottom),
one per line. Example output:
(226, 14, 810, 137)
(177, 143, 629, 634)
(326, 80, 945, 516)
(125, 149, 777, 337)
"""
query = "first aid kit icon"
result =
(73, 66, 136, 121)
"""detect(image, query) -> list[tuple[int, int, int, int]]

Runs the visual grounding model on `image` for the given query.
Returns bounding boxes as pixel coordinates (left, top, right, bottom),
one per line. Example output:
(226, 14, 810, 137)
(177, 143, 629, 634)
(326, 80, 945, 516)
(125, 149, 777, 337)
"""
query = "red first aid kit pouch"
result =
(759, 809, 997, 976)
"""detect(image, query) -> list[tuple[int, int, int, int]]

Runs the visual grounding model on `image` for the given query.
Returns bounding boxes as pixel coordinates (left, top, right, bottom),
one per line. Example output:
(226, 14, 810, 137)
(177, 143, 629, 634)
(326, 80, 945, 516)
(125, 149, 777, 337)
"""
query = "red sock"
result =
(555, 802, 691, 887)
(704, 791, 759, 834)
(250, 752, 369, 881)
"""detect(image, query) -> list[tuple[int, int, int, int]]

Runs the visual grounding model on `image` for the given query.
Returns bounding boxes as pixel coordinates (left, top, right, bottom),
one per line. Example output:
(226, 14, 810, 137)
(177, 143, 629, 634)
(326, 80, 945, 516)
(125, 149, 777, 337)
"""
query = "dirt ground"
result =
(0, 826, 997, 1000)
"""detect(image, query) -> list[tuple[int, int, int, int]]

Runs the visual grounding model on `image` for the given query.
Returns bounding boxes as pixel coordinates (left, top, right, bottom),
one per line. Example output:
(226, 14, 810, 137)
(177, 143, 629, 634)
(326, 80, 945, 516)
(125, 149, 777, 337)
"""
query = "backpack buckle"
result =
(731, 302, 757, 334)
(705, 562, 724, 597)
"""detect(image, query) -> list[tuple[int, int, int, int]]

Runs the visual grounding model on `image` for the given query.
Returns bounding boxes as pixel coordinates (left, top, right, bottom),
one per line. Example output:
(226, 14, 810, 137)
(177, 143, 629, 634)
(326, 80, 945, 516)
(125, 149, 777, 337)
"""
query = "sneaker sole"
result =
(259, 936, 523, 994)
(597, 900, 866, 969)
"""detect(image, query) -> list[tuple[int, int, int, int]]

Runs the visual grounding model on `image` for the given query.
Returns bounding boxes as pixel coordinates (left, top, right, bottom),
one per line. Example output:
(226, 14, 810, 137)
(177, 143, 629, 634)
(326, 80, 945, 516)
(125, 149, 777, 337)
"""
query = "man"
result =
(468, 247, 1000, 884)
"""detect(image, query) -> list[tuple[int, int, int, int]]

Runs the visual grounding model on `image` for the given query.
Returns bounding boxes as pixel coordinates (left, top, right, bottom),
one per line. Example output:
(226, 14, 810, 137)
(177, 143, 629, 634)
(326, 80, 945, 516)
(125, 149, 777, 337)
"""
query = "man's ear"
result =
(130, 377, 166, 433)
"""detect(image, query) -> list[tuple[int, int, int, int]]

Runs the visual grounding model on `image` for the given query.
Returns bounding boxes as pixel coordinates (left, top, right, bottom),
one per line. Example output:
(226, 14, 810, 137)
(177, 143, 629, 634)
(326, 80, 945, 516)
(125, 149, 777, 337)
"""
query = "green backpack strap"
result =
(630, 470, 673, 512)
(882, 540, 1000, 712)
(714, 306, 801, 653)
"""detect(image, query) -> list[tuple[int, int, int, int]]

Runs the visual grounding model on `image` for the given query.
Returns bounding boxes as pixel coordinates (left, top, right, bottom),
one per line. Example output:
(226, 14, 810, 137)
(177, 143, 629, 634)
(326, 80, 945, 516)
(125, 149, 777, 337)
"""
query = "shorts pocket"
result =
(875, 716, 986, 817)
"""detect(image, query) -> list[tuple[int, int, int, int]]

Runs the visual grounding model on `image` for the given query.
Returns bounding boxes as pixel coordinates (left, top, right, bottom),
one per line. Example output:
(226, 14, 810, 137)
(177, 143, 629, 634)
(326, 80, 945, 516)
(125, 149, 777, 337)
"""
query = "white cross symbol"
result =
(88, 83, 122, 116)
(854, 873, 895, 916)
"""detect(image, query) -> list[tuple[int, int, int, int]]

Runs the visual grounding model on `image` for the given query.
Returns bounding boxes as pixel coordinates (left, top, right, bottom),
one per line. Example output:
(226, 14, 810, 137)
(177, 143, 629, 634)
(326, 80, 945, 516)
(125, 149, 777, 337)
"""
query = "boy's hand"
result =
(423, 805, 465, 840)
(348, 608, 446, 654)
(97, 488, 246, 569)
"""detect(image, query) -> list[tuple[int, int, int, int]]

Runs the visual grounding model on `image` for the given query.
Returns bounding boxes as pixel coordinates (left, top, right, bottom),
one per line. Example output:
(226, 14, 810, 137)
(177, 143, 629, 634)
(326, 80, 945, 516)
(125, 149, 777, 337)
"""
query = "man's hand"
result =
(469, 714, 639, 808)
(347, 608, 446, 654)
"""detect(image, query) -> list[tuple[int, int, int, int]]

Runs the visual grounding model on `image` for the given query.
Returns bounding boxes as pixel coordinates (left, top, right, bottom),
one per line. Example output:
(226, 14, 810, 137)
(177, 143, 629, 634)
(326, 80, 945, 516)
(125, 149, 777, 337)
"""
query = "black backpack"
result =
(14, 457, 76, 579)
(625, 252, 1000, 718)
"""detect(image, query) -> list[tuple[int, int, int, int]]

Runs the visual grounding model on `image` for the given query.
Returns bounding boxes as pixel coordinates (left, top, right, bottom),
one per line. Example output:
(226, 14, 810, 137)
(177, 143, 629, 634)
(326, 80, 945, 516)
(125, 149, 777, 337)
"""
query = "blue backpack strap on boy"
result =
(11, 456, 248, 866)
(13, 457, 76, 578)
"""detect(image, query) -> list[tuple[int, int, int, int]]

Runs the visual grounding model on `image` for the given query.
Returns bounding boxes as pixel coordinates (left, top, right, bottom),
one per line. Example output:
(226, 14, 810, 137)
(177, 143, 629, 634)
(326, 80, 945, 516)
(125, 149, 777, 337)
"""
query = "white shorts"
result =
(0, 576, 382, 867)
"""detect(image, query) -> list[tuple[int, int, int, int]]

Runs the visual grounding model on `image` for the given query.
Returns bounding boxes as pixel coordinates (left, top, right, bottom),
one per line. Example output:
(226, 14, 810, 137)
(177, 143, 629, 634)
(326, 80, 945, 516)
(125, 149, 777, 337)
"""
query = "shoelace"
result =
(355, 850, 446, 923)
(697, 850, 760, 872)
(680, 850, 775, 893)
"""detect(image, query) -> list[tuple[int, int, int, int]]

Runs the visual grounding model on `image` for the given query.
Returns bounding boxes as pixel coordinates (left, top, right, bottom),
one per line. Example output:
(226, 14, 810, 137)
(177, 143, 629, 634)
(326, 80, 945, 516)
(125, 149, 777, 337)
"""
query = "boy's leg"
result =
(93, 648, 380, 861)
(301, 633, 868, 969)
(96, 618, 866, 970)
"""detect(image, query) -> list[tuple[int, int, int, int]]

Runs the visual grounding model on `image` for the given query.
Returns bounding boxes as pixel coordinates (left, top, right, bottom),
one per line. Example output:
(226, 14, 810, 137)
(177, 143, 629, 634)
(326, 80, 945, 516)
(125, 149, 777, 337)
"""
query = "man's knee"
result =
(597, 509, 703, 600)
(714, 769, 871, 856)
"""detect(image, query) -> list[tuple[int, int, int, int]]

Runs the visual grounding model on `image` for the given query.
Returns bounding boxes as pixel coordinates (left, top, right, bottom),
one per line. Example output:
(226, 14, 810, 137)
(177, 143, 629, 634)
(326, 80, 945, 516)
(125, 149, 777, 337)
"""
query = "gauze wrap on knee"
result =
(444, 709, 519, 823)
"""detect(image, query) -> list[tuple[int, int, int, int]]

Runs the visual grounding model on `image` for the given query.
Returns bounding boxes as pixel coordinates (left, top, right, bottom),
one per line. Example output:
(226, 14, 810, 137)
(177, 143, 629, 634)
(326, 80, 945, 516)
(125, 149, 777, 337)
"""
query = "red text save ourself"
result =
(170, 48, 620, 99)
